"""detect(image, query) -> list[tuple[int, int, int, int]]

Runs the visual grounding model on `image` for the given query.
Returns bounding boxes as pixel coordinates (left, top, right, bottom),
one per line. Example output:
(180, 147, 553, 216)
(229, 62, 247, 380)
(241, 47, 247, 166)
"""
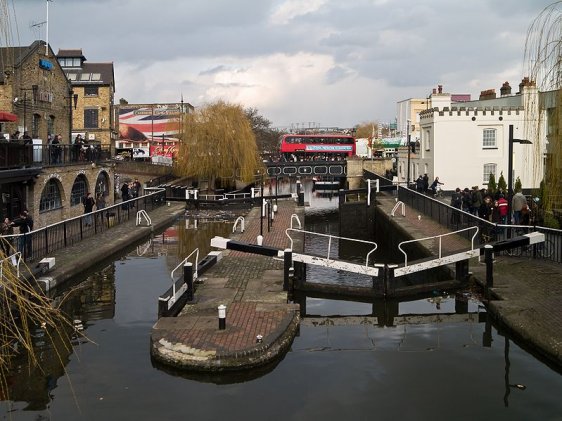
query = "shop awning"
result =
(0, 111, 18, 122)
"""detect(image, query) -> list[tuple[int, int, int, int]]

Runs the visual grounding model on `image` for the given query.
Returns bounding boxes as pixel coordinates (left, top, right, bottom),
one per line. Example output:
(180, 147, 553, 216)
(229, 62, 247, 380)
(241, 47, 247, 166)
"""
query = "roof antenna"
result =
(46, 0, 53, 55)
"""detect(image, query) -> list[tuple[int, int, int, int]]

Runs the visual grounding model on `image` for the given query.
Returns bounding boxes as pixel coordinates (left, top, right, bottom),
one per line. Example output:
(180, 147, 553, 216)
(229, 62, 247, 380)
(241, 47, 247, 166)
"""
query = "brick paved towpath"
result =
(150, 199, 304, 372)
(377, 192, 561, 368)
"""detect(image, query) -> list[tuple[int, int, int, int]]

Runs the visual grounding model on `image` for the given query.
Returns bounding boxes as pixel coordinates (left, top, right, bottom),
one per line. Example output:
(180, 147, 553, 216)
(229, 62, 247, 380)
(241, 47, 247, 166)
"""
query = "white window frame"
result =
(483, 163, 497, 184)
(482, 128, 497, 148)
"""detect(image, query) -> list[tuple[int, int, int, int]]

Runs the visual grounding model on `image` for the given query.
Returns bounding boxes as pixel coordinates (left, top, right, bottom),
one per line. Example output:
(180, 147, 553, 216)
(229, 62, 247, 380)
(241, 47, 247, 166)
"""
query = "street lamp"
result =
(406, 119, 411, 187)
(506, 124, 532, 224)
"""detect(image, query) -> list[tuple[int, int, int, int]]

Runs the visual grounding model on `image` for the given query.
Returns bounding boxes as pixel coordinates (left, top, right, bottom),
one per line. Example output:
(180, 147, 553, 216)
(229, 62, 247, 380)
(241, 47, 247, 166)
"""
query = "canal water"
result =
(1, 189, 561, 420)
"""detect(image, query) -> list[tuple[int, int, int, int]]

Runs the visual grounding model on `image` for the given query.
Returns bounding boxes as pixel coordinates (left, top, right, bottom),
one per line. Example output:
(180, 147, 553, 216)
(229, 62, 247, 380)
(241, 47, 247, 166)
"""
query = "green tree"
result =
(175, 101, 264, 190)
(488, 173, 497, 193)
(498, 171, 507, 193)
(514, 176, 522, 193)
(244, 107, 281, 154)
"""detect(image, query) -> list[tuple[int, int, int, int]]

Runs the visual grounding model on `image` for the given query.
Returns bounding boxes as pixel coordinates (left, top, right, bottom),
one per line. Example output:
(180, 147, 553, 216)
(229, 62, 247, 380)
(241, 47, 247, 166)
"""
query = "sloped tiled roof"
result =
(57, 49, 85, 59)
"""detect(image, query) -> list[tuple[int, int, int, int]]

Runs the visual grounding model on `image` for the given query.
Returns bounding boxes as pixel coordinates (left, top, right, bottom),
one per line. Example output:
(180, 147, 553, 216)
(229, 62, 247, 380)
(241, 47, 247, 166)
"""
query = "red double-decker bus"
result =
(279, 133, 356, 161)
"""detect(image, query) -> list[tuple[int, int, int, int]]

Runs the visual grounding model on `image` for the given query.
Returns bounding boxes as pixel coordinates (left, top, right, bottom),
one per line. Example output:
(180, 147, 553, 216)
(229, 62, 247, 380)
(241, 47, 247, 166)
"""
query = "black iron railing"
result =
(398, 186, 562, 263)
(3, 188, 166, 263)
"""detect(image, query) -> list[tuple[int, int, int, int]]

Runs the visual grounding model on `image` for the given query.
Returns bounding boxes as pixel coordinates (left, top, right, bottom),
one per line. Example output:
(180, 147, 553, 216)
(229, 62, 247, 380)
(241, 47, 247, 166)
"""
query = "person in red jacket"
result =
(496, 194, 508, 224)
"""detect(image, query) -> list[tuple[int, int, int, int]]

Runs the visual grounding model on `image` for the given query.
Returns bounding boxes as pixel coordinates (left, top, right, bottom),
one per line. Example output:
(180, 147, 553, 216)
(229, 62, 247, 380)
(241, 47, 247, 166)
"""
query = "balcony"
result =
(0, 143, 112, 171)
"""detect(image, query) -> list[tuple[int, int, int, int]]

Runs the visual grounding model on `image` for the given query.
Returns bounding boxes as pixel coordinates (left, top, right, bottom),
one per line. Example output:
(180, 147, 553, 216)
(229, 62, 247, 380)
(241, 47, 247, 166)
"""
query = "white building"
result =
(397, 79, 550, 191)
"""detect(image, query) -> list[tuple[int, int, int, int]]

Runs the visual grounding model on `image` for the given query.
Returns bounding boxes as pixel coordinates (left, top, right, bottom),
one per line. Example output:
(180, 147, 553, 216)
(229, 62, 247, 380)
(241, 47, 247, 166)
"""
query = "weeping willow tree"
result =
(524, 1, 562, 218)
(0, 248, 76, 403)
(175, 101, 265, 191)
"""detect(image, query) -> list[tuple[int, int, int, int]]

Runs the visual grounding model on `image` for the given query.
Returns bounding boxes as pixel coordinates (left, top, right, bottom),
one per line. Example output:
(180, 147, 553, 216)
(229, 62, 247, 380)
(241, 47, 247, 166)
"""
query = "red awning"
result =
(0, 111, 18, 122)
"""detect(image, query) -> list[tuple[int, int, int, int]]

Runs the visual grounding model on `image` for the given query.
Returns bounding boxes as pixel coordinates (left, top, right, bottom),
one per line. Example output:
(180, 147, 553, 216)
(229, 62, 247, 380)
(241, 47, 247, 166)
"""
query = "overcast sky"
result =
(5, 0, 556, 128)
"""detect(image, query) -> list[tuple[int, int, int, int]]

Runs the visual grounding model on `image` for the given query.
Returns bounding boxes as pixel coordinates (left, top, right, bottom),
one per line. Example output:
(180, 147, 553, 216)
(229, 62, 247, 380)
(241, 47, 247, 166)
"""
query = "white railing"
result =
(171, 248, 199, 282)
(285, 228, 378, 268)
(391, 201, 405, 217)
(233, 216, 245, 233)
(398, 226, 479, 267)
(136, 209, 152, 226)
(290, 214, 302, 230)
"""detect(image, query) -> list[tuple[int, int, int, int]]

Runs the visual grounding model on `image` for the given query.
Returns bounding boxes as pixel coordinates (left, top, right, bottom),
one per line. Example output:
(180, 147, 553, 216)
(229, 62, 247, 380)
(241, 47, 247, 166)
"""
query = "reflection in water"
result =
(2, 197, 562, 419)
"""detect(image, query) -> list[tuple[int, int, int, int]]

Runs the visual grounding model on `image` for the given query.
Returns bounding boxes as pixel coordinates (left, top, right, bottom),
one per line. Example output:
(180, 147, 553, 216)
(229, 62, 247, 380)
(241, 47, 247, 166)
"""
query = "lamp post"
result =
(506, 124, 532, 224)
(406, 119, 411, 188)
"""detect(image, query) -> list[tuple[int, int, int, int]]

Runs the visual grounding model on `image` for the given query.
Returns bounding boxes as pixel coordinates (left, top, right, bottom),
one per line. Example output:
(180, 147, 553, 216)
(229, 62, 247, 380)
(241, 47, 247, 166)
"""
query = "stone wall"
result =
(347, 158, 393, 189)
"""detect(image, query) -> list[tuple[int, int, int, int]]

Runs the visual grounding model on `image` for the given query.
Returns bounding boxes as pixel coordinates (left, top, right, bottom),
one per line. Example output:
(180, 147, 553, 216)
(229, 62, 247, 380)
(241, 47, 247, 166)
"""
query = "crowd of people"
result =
(448, 185, 533, 226)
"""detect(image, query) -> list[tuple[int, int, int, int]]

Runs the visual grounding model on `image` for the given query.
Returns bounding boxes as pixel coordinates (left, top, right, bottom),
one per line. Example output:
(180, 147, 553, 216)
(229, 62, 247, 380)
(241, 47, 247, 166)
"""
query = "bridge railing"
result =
(2, 188, 166, 264)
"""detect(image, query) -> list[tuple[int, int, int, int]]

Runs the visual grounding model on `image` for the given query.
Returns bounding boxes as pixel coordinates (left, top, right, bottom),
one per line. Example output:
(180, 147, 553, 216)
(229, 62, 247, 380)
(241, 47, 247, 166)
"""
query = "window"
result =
(32, 113, 41, 138)
(39, 179, 62, 212)
(84, 108, 99, 128)
(482, 128, 497, 148)
(483, 163, 497, 183)
(67, 73, 77, 81)
(424, 129, 431, 151)
(70, 175, 88, 206)
(84, 86, 98, 96)
(80, 73, 91, 81)
(47, 115, 54, 136)
(73, 58, 81, 67)
(95, 172, 109, 197)
(91, 73, 101, 81)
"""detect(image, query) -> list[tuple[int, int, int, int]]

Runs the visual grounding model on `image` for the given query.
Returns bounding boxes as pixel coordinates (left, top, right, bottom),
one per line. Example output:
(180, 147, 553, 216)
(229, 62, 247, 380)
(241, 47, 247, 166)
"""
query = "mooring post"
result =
(184, 262, 194, 301)
(484, 244, 494, 288)
(218, 304, 226, 330)
(283, 248, 293, 291)
(455, 259, 469, 281)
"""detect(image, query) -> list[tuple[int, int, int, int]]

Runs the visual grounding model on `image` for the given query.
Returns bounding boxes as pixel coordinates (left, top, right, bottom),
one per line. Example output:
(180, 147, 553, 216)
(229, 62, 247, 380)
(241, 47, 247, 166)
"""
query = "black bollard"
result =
(283, 248, 292, 292)
(484, 245, 494, 288)
(218, 305, 226, 330)
(184, 262, 194, 301)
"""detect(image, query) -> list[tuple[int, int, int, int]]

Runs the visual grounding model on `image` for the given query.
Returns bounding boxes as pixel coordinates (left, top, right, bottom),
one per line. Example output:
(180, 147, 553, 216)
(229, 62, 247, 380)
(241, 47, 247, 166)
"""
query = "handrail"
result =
(398, 226, 479, 267)
(285, 227, 378, 268)
(171, 248, 199, 281)
(136, 209, 152, 226)
(136, 239, 152, 256)
(391, 201, 405, 217)
(290, 214, 302, 230)
(233, 216, 245, 233)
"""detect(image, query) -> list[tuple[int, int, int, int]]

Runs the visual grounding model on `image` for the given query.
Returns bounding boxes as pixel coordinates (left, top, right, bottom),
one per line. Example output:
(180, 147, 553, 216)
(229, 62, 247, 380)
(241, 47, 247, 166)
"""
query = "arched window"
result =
(95, 171, 110, 197)
(39, 179, 62, 212)
(70, 174, 89, 206)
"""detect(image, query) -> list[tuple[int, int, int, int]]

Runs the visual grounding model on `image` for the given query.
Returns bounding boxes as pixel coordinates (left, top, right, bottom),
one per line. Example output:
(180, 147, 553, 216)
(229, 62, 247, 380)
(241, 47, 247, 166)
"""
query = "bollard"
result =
(273, 204, 278, 213)
(283, 248, 292, 291)
(218, 304, 226, 330)
(257, 235, 263, 246)
(184, 262, 194, 301)
(484, 245, 494, 288)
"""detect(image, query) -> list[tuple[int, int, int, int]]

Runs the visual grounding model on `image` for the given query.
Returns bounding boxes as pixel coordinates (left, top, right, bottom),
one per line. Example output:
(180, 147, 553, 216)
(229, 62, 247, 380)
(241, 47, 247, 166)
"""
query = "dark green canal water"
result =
(1, 190, 561, 420)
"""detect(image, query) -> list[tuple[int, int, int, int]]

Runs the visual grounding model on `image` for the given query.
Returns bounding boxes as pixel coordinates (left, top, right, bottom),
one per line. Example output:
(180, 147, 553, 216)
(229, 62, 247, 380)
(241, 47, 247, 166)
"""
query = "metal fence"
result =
(398, 186, 562, 263)
(2, 188, 166, 263)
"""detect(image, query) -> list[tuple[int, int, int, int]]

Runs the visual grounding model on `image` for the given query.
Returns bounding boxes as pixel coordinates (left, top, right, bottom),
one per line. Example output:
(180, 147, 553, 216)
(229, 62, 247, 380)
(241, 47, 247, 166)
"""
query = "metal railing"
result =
(3, 188, 166, 263)
(398, 186, 562, 263)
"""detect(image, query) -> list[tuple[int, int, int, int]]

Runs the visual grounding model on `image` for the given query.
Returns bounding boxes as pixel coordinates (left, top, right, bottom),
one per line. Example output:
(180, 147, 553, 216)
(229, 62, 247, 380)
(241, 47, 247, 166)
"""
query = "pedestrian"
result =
(131, 178, 142, 198)
(22, 131, 33, 145)
(450, 187, 462, 225)
(496, 194, 508, 224)
(422, 174, 429, 194)
(83, 192, 96, 226)
(0, 217, 15, 256)
(416, 175, 424, 193)
(429, 177, 444, 196)
(512, 191, 527, 224)
(10, 130, 20, 141)
(470, 186, 482, 216)
(520, 203, 531, 225)
(96, 192, 106, 210)
(14, 210, 33, 260)
(121, 182, 130, 210)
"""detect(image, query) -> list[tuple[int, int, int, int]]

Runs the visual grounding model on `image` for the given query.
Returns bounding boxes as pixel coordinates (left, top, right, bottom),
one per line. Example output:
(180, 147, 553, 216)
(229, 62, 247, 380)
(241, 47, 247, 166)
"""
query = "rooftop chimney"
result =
(500, 81, 512, 97)
(432, 88, 437, 94)
(438, 85, 443, 94)
(518, 77, 536, 94)
(479, 89, 496, 100)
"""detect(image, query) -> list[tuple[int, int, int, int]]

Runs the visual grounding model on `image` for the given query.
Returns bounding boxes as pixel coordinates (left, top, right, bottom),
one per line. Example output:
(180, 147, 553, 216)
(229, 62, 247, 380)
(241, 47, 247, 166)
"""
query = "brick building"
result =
(56, 49, 116, 147)
(0, 40, 72, 141)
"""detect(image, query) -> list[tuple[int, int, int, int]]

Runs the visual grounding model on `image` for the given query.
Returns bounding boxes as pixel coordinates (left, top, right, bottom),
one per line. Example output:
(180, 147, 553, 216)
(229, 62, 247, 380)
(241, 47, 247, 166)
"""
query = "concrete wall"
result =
(347, 158, 393, 189)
